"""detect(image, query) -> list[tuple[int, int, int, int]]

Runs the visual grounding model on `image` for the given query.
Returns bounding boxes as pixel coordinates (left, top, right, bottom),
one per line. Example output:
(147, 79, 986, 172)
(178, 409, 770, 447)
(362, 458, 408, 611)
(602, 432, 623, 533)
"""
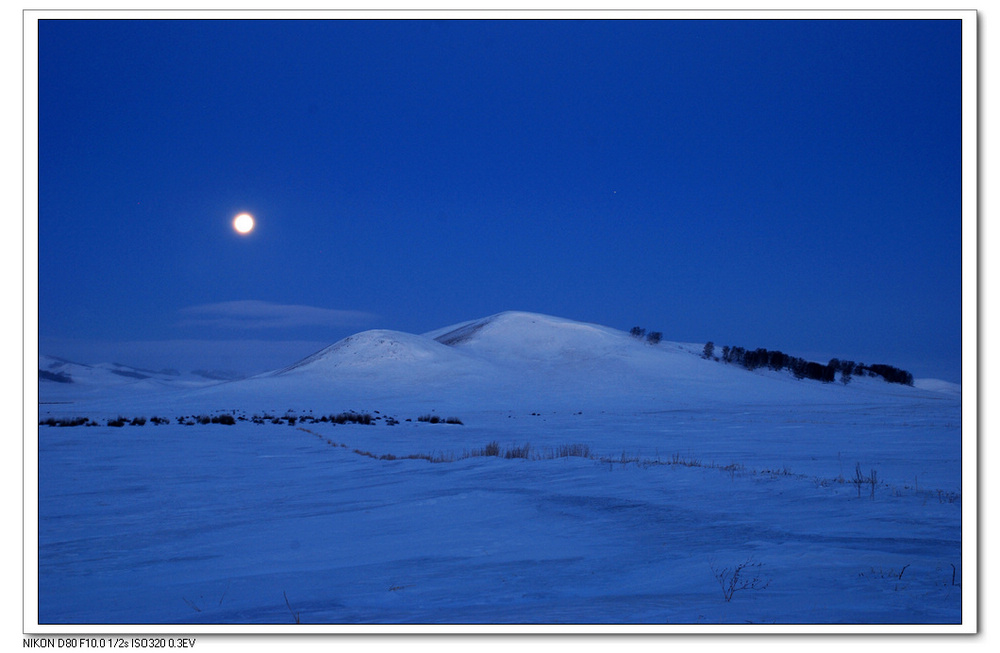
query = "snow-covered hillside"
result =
(33, 312, 968, 630)
(37, 355, 229, 404)
(40, 311, 958, 416)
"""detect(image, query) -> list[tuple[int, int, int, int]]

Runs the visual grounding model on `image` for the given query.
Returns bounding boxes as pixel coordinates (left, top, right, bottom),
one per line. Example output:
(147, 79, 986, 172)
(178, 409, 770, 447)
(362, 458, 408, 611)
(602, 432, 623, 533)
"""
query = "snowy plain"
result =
(32, 312, 968, 631)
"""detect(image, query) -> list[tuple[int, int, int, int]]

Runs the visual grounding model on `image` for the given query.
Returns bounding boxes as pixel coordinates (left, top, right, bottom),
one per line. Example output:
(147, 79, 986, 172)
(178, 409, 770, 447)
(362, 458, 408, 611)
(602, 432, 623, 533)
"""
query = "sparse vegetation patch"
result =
(39, 417, 92, 427)
(852, 462, 880, 499)
(481, 441, 501, 457)
(712, 557, 770, 602)
(416, 414, 464, 425)
(556, 443, 590, 458)
(323, 412, 373, 425)
(504, 443, 531, 459)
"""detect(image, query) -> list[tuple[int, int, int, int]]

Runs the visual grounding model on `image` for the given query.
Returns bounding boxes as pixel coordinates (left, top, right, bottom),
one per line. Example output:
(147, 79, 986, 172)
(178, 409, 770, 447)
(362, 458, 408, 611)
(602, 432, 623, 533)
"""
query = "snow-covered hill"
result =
(39, 311, 957, 416)
(194, 311, 952, 413)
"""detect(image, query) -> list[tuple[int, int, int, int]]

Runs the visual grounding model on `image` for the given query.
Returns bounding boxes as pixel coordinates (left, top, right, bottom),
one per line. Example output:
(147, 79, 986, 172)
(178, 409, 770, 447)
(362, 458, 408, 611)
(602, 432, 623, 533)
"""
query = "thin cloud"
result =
(177, 300, 376, 330)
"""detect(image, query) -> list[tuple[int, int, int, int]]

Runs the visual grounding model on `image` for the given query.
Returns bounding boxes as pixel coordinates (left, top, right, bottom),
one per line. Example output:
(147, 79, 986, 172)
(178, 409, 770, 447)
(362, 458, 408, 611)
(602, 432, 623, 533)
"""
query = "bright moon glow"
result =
(233, 213, 255, 234)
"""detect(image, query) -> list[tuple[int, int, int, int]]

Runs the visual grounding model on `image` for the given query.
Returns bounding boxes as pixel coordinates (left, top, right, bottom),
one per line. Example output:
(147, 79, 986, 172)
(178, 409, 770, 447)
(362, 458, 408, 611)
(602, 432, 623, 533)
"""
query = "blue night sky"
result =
(37, 18, 964, 382)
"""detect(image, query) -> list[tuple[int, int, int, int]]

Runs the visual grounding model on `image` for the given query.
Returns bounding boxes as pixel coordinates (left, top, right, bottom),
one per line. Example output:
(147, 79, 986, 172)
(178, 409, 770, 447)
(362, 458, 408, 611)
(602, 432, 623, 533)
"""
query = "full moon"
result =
(233, 213, 255, 234)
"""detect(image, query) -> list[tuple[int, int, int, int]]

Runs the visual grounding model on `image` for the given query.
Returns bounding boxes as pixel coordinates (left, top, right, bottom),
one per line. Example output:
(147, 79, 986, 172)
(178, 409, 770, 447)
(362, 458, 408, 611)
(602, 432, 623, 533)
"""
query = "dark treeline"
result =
(627, 327, 913, 387)
(710, 343, 913, 386)
(864, 363, 916, 386)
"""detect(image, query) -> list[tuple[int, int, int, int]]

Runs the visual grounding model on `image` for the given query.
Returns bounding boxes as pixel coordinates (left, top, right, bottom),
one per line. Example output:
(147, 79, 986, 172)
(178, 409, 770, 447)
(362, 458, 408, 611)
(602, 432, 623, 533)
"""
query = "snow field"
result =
(37, 401, 961, 626)
(35, 311, 965, 627)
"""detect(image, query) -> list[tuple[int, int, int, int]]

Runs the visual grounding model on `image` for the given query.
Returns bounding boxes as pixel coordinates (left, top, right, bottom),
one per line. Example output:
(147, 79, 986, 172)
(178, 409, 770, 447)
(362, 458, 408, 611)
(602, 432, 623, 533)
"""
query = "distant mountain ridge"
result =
(39, 355, 241, 385)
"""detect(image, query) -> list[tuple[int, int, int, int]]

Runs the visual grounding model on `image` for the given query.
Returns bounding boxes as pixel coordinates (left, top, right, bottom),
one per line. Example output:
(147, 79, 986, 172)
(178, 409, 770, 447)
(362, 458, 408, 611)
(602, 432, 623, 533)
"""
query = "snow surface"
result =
(34, 312, 966, 630)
